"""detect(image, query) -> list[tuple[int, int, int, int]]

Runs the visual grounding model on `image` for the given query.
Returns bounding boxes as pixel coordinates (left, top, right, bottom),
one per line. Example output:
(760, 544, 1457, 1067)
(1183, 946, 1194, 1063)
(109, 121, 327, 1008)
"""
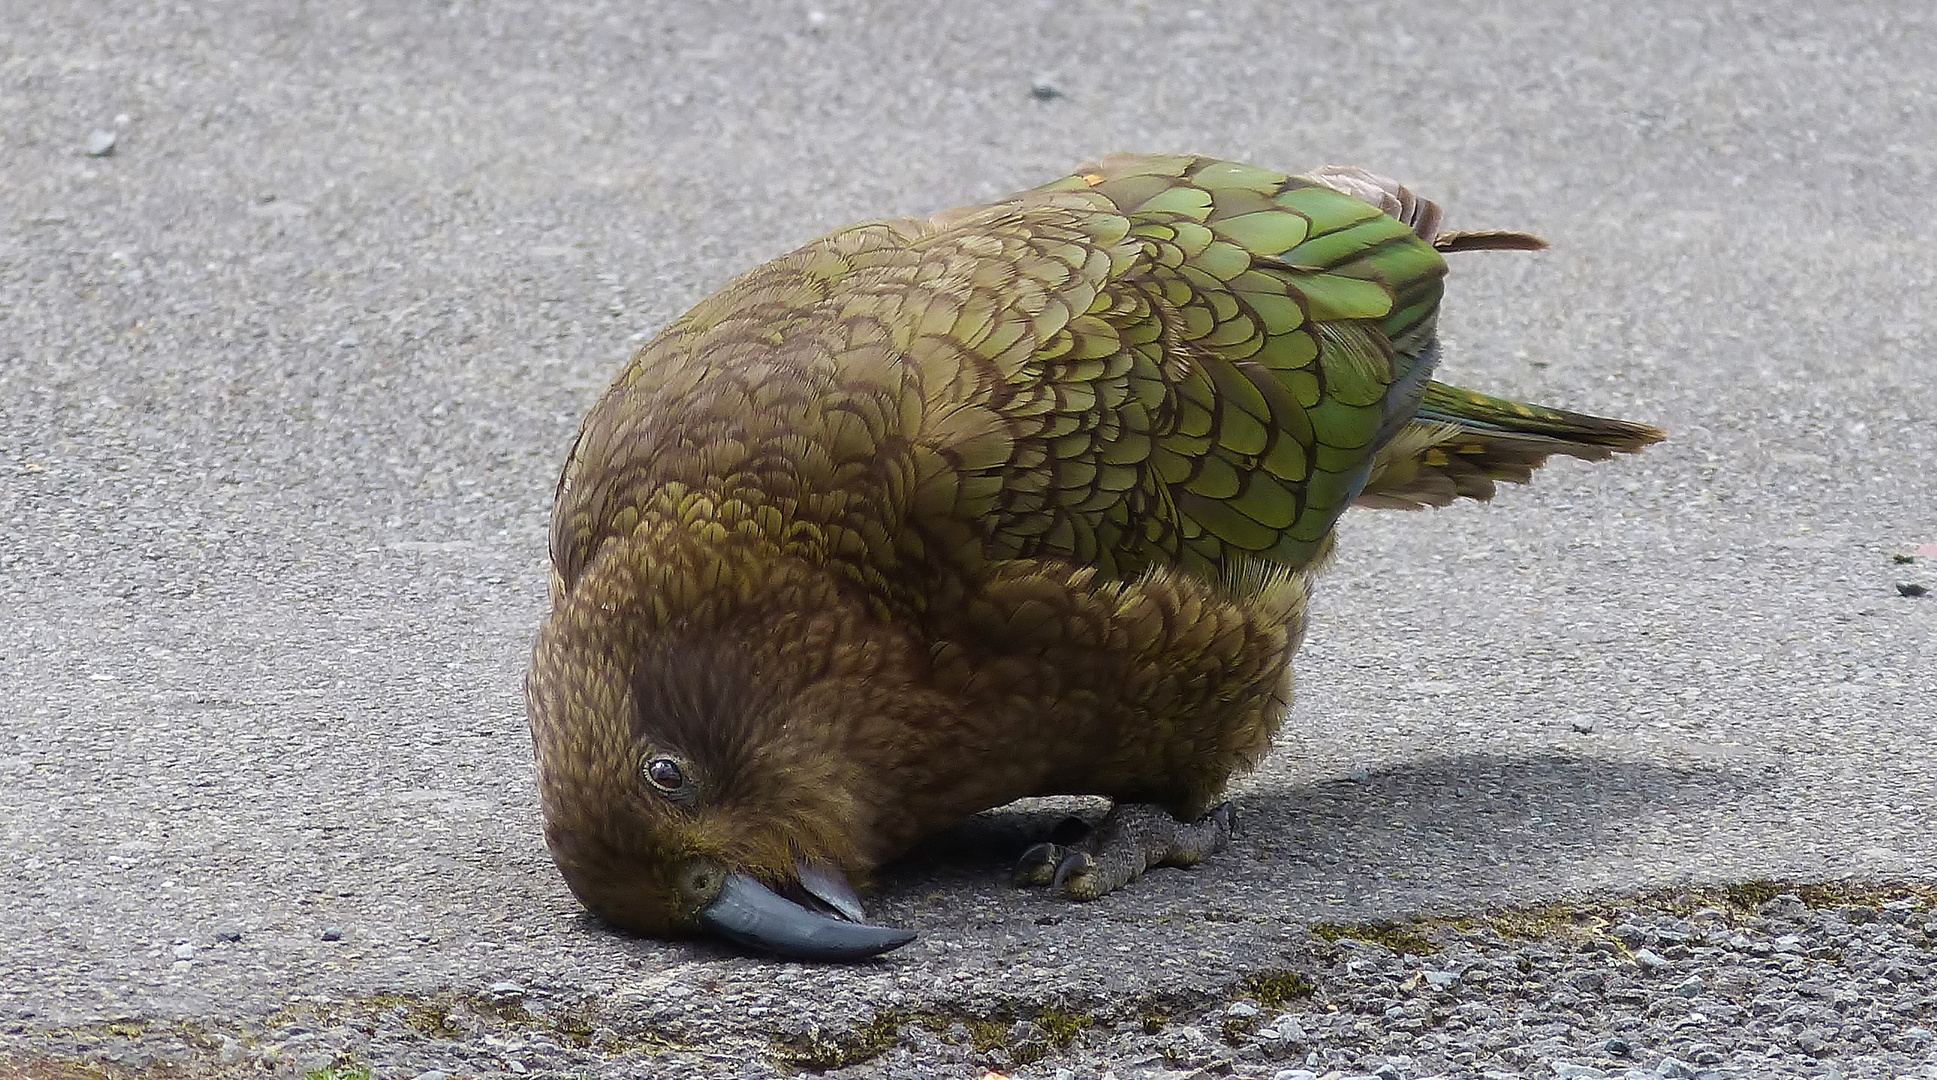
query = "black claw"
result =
(1014, 842, 1065, 886)
(1212, 801, 1237, 847)
(1051, 850, 1095, 893)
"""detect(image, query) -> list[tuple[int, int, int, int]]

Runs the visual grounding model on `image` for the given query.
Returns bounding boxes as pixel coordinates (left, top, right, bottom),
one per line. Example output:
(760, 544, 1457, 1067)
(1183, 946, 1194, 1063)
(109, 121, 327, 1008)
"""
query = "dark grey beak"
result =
(698, 871, 915, 961)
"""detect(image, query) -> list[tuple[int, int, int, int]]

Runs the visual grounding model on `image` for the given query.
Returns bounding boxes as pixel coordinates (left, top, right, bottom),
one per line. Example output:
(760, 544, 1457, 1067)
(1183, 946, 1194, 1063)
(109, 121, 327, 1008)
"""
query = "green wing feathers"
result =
(557, 152, 1662, 603)
(915, 153, 1659, 579)
(933, 153, 1467, 580)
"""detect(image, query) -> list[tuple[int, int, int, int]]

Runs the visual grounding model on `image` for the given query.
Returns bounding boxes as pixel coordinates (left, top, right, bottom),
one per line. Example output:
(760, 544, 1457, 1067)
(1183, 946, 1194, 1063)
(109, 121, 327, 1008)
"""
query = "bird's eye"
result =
(644, 756, 687, 793)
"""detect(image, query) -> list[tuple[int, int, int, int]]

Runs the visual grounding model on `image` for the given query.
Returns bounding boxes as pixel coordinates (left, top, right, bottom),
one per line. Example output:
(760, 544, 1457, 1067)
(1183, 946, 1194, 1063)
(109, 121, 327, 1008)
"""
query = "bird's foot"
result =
(1013, 802, 1234, 901)
(1011, 815, 1093, 887)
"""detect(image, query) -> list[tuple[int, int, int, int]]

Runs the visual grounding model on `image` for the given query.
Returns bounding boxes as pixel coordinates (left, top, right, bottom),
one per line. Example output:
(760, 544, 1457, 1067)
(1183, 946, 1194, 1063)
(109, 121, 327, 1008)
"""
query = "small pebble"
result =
(320, 927, 342, 942)
(1655, 1057, 1697, 1078)
(487, 980, 527, 1001)
(1602, 1035, 1632, 1056)
(85, 129, 117, 156)
(171, 943, 195, 960)
(1673, 975, 1703, 998)
(214, 929, 243, 942)
(1029, 77, 1064, 100)
(1225, 1000, 1259, 1019)
(1269, 1016, 1308, 1043)
(1272, 1071, 1318, 1080)
(411, 1072, 449, 1080)
(1553, 1064, 1607, 1079)
(1632, 948, 1668, 971)
(1898, 582, 1927, 597)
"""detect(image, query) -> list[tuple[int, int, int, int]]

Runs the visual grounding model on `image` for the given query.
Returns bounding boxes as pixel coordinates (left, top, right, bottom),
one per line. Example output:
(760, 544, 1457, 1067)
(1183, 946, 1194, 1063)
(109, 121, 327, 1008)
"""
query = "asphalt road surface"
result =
(3, 2, 1933, 1077)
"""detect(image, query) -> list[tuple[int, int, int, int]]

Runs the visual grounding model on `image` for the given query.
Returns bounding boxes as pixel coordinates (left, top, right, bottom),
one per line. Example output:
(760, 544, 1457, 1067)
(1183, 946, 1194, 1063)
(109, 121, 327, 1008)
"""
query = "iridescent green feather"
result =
(953, 154, 1464, 581)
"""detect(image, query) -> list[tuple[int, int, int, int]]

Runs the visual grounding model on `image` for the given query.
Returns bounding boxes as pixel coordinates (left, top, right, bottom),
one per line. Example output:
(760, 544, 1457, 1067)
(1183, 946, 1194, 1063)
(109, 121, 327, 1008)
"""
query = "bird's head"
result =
(524, 543, 917, 960)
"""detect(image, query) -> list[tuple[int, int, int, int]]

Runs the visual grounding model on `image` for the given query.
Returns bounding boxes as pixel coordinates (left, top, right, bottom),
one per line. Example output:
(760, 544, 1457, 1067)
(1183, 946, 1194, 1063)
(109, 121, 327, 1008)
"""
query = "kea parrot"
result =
(525, 154, 1663, 960)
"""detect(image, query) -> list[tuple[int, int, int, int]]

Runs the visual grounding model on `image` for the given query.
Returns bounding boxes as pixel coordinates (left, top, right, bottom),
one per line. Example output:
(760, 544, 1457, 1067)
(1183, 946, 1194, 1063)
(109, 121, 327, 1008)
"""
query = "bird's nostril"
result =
(680, 861, 725, 903)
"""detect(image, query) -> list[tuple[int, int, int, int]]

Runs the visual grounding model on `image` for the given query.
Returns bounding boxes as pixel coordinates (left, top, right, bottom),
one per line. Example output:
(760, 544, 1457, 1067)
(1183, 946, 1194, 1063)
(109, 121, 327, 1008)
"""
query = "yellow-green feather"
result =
(552, 154, 1483, 612)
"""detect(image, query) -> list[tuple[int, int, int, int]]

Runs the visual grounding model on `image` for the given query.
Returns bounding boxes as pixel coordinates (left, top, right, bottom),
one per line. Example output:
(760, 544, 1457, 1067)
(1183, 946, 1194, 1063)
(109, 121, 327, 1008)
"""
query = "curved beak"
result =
(698, 871, 915, 961)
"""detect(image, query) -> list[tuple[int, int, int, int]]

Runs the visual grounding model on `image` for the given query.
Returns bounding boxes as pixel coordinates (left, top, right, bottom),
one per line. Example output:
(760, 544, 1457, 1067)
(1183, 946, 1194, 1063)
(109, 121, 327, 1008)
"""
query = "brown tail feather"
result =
(1433, 230, 1549, 253)
(1305, 166, 1549, 255)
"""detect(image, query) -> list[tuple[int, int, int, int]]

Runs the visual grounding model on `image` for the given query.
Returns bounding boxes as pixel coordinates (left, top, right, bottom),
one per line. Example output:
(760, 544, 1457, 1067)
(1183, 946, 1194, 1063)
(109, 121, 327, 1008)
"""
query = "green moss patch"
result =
(1309, 920, 1441, 955)
(770, 1003, 1099, 1071)
(1238, 970, 1316, 1008)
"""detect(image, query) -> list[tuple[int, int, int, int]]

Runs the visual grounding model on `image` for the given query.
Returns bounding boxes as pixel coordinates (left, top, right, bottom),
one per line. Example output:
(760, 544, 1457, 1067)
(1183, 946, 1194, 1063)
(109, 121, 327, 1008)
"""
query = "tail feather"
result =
(1304, 166, 1549, 254)
(1358, 381, 1664, 510)
(1433, 230, 1549, 253)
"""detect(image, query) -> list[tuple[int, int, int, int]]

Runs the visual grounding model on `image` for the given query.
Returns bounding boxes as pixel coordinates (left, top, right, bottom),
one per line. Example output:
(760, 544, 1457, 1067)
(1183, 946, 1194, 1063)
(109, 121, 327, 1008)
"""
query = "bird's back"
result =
(552, 154, 1473, 605)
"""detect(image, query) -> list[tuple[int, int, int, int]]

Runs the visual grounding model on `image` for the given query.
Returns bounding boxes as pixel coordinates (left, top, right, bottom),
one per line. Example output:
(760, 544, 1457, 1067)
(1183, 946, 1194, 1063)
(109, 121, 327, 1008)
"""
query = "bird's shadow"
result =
(873, 750, 1756, 922)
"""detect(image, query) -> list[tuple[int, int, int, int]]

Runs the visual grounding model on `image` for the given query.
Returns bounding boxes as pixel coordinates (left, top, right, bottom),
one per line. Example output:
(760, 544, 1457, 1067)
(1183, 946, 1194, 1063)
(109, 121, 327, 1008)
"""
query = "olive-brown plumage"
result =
(526, 154, 1662, 955)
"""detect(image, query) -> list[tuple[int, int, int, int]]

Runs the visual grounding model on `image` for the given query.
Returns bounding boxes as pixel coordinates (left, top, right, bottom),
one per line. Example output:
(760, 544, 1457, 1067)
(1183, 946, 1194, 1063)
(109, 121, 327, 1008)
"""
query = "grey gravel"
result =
(776, 890, 1934, 1077)
(20, 886, 1926, 1078)
(3, 0, 1937, 1078)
